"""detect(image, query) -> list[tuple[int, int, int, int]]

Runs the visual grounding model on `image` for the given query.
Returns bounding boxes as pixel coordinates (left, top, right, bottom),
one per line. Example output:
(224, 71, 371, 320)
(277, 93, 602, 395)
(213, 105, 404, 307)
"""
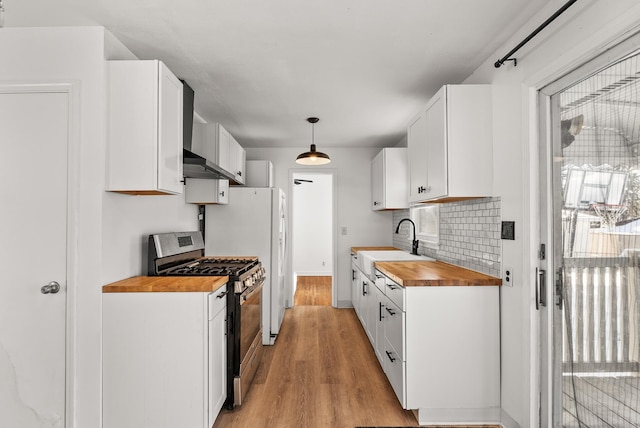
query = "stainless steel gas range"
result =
(148, 231, 265, 408)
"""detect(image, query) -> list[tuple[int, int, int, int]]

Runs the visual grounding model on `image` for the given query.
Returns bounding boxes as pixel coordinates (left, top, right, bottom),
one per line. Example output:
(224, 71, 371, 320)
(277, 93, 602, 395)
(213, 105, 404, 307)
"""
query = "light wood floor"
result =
(294, 275, 332, 306)
(214, 282, 500, 428)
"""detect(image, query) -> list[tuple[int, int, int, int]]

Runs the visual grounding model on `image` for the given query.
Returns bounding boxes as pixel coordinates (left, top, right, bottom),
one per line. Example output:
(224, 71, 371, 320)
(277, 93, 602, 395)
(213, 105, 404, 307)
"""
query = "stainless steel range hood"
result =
(183, 149, 235, 180)
(181, 80, 235, 180)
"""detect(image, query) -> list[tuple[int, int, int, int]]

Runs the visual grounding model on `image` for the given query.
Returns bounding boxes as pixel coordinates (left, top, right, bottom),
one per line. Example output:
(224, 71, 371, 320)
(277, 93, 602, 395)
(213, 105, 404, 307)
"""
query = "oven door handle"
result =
(240, 283, 263, 305)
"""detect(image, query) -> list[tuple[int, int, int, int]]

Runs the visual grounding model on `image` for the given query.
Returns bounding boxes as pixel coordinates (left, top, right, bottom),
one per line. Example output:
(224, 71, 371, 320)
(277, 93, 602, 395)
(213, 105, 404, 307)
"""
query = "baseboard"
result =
(414, 407, 520, 428)
(294, 271, 332, 277)
(336, 300, 352, 308)
(416, 407, 502, 425)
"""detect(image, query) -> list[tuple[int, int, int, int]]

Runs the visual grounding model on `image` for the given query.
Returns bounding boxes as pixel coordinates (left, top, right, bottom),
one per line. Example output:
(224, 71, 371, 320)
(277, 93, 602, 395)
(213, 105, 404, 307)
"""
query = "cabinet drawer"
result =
(384, 278, 405, 311)
(208, 284, 228, 320)
(383, 337, 406, 408)
(383, 297, 405, 361)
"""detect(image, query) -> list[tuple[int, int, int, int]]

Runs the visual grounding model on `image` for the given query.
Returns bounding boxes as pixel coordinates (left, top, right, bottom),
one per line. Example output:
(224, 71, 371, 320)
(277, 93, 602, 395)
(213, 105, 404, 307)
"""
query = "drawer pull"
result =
(386, 283, 399, 290)
(362, 281, 368, 296)
(386, 351, 396, 362)
(379, 302, 384, 321)
(375, 274, 383, 279)
(385, 307, 396, 316)
(216, 290, 229, 299)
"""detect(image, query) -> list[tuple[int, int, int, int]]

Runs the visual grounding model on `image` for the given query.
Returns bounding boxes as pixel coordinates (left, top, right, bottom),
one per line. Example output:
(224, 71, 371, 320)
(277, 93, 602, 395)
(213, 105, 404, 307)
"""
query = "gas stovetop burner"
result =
(148, 232, 264, 293)
(165, 257, 259, 276)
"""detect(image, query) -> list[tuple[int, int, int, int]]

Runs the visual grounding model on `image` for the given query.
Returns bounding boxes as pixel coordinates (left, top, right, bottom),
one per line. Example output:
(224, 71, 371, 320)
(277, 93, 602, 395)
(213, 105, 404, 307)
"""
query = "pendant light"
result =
(296, 117, 331, 165)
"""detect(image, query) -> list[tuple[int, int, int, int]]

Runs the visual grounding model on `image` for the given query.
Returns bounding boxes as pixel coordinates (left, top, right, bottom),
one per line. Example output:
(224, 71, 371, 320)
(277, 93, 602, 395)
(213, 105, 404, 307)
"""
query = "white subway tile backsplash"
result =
(393, 197, 501, 277)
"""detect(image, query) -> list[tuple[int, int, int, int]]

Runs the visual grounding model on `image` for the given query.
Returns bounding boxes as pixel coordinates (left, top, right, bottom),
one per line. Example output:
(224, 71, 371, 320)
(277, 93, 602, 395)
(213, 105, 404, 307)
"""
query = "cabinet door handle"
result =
(362, 281, 367, 296)
(220, 190, 225, 197)
(352, 269, 356, 281)
(216, 290, 229, 299)
(385, 307, 396, 316)
(385, 351, 396, 362)
(379, 302, 384, 321)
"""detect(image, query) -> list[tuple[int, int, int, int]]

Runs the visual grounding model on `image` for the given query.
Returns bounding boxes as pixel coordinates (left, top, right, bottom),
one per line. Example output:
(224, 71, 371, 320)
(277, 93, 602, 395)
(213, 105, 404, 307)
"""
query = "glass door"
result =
(540, 37, 640, 427)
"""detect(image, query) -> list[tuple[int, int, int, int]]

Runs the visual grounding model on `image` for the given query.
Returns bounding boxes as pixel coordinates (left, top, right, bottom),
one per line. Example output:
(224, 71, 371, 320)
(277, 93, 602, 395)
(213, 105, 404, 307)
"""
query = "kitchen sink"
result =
(356, 250, 433, 281)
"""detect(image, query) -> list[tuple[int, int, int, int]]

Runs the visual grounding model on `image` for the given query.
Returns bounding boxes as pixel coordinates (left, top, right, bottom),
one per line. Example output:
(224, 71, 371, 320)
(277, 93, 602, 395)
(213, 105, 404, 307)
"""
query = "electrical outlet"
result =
(341, 227, 348, 235)
(504, 267, 513, 286)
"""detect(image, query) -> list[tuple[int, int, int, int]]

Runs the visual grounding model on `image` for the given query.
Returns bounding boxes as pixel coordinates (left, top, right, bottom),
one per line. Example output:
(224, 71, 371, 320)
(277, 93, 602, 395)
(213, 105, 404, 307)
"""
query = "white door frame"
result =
(0, 81, 80, 428)
(537, 32, 640, 427)
(288, 168, 338, 307)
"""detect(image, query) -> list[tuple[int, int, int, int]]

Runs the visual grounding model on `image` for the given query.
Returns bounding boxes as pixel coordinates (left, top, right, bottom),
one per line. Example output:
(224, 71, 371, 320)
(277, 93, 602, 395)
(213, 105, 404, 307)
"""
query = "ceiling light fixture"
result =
(296, 117, 331, 165)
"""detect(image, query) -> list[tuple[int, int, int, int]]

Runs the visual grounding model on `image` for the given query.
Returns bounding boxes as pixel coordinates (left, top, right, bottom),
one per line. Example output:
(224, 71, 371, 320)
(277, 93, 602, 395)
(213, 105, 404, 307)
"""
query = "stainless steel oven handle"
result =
(240, 282, 263, 305)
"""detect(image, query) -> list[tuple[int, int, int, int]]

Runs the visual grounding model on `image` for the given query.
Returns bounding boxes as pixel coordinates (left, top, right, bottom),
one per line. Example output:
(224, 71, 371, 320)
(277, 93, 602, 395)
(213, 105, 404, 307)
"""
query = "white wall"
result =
(0, 27, 199, 428)
(292, 172, 333, 276)
(101, 32, 198, 284)
(461, 1, 640, 426)
(0, 27, 109, 427)
(245, 147, 393, 307)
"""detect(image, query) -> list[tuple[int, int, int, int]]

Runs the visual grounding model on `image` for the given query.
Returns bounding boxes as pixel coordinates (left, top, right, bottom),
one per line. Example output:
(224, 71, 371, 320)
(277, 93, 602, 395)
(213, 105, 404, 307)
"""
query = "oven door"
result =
(239, 281, 262, 364)
(234, 280, 263, 405)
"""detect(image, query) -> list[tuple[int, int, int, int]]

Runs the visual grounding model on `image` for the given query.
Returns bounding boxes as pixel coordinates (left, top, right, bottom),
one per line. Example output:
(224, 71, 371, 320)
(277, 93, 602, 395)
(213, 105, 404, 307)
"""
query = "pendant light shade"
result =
(296, 117, 331, 165)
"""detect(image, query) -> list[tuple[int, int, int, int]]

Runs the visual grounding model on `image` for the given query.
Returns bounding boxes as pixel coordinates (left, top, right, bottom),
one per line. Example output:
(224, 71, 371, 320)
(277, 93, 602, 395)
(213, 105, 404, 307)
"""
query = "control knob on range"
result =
(245, 276, 254, 288)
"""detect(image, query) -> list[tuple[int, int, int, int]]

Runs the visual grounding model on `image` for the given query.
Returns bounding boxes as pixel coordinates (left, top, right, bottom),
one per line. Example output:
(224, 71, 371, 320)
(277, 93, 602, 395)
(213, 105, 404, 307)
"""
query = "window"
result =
(410, 204, 439, 249)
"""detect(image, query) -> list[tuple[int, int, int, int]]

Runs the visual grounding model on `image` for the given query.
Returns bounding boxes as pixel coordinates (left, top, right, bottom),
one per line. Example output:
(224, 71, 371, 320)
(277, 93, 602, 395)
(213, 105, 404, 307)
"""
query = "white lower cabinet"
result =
(103, 285, 227, 428)
(351, 253, 361, 319)
(208, 289, 227, 427)
(372, 270, 501, 424)
(351, 253, 377, 345)
(382, 295, 404, 362)
(373, 283, 386, 365)
(383, 336, 406, 408)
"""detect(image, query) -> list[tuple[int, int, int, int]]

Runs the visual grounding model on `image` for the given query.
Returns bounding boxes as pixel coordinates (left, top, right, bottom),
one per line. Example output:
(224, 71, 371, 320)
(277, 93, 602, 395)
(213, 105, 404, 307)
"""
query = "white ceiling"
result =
(3, 0, 548, 149)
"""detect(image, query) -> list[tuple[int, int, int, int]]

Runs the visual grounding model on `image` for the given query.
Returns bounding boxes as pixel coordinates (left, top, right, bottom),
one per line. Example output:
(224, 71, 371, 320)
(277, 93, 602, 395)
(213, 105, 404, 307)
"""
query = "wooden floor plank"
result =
(294, 276, 332, 306)
(213, 306, 419, 428)
(215, 281, 500, 428)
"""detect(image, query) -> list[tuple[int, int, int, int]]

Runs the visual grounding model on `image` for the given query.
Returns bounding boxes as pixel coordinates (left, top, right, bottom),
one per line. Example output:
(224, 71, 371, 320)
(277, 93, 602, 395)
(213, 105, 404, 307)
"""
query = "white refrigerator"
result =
(205, 187, 288, 345)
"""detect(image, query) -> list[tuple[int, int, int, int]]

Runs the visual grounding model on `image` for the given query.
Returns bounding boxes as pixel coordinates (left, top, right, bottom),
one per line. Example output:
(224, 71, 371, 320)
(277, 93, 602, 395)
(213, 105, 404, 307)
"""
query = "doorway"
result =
(540, 36, 640, 427)
(290, 171, 335, 307)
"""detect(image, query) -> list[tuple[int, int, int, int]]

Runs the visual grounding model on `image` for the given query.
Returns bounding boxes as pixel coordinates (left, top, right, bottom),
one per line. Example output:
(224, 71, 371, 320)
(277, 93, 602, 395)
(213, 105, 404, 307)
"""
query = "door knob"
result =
(41, 281, 60, 294)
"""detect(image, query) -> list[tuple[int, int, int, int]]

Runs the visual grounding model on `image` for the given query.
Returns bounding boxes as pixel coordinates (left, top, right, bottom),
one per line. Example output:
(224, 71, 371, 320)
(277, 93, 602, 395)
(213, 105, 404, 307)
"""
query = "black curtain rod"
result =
(494, 0, 579, 68)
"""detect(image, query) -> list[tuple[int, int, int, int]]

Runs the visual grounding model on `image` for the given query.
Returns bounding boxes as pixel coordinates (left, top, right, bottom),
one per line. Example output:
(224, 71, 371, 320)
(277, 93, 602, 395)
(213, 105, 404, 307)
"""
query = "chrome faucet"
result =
(395, 218, 419, 255)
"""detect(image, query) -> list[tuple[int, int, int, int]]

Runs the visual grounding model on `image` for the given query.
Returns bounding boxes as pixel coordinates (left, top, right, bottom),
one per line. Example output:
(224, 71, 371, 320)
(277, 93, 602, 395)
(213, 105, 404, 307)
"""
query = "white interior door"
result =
(0, 89, 69, 427)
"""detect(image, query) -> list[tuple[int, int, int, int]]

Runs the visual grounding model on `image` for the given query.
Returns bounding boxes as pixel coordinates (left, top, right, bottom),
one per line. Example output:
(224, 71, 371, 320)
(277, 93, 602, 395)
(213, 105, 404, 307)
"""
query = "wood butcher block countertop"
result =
(350, 246, 399, 253)
(102, 275, 229, 293)
(375, 261, 502, 287)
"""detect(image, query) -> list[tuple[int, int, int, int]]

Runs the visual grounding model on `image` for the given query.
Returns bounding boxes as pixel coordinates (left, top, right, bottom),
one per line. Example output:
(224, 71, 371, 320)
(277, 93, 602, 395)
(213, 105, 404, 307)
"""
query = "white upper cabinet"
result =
(107, 60, 183, 195)
(371, 147, 408, 211)
(229, 135, 246, 185)
(184, 178, 229, 204)
(407, 85, 493, 203)
(197, 123, 246, 185)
